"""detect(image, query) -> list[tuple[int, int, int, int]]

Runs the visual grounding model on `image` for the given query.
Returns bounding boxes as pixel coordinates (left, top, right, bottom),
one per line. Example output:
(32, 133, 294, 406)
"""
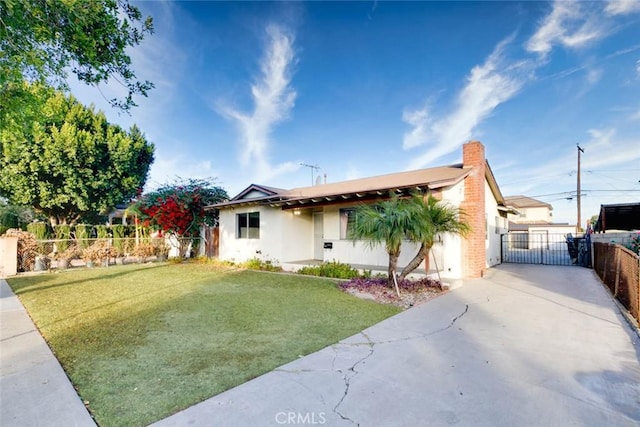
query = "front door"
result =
(314, 212, 324, 260)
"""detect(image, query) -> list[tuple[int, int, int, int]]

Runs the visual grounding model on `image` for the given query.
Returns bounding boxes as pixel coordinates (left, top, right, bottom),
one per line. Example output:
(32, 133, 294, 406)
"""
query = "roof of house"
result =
(594, 203, 640, 232)
(211, 161, 506, 210)
(504, 195, 552, 210)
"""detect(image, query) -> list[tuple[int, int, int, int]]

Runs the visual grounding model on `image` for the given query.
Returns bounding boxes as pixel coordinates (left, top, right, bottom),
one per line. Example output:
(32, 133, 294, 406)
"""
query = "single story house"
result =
(209, 141, 510, 279)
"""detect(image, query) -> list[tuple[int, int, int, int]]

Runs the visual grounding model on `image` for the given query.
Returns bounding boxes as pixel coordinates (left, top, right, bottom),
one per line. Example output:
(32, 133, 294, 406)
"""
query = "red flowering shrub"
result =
(131, 179, 228, 246)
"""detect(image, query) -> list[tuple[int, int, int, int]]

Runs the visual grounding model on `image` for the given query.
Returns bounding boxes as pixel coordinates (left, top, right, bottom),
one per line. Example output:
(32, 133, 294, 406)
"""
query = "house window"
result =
(340, 208, 357, 239)
(237, 212, 260, 239)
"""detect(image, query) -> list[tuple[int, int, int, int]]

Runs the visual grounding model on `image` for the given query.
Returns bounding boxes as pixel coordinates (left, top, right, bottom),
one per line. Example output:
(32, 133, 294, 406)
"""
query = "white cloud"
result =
(526, 1, 605, 57)
(605, 0, 640, 16)
(217, 24, 300, 183)
(636, 59, 640, 76)
(403, 37, 526, 169)
(586, 67, 603, 85)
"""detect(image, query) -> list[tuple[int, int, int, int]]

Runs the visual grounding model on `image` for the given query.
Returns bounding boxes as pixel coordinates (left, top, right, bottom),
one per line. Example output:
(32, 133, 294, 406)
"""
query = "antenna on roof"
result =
(300, 163, 321, 185)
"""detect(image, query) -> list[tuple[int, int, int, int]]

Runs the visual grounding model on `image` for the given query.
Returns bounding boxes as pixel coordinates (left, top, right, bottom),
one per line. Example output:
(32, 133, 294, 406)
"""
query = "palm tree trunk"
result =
(423, 248, 430, 274)
(388, 252, 399, 288)
(398, 242, 427, 281)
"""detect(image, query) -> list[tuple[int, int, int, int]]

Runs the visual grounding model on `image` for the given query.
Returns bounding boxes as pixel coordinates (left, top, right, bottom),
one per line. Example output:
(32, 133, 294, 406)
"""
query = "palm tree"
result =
(349, 195, 425, 292)
(398, 194, 470, 281)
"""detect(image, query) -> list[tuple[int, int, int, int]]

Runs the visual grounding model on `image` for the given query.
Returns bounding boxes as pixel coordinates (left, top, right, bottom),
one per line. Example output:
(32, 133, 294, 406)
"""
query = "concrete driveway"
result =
(154, 264, 640, 427)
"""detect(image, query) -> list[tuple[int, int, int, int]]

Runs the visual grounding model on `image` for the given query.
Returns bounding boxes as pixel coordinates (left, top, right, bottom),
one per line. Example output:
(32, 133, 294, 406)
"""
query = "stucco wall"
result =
(485, 182, 506, 267)
(0, 237, 18, 277)
(219, 206, 282, 263)
(508, 206, 552, 223)
(280, 210, 314, 262)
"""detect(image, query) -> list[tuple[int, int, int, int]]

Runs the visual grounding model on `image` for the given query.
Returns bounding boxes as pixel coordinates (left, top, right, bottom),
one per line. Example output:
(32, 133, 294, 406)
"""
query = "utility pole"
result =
(577, 144, 584, 233)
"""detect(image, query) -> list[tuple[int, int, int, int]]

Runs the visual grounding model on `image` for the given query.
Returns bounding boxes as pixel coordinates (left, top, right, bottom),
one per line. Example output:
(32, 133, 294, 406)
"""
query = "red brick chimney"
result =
(460, 141, 486, 278)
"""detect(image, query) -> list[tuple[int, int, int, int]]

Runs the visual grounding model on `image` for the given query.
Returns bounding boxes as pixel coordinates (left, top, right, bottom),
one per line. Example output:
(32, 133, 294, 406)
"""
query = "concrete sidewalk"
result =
(0, 279, 95, 427)
(153, 265, 640, 427)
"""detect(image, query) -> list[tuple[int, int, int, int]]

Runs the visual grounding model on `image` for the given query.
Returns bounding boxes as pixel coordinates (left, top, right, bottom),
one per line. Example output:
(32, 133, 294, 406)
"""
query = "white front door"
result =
(314, 212, 324, 260)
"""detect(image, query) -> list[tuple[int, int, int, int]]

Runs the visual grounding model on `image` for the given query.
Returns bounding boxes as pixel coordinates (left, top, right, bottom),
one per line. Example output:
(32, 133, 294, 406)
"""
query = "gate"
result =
(203, 226, 219, 258)
(501, 232, 584, 266)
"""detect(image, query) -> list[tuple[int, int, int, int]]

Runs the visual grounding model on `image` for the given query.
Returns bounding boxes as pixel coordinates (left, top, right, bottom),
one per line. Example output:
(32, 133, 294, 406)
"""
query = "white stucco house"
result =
(209, 141, 510, 279)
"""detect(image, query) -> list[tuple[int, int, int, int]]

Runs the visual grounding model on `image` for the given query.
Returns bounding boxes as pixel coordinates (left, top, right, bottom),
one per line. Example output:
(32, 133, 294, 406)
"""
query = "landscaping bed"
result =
(340, 277, 444, 308)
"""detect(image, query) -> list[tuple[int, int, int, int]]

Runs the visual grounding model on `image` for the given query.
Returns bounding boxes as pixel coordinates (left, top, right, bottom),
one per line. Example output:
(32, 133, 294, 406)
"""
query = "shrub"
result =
(625, 234, 640, 256)
(82, 239, 117, 264)
(95, 225, 110, 239)
(27, 222, 51, 240)
(54, 225, 72, 252)
(242, 257, 282, 272)
(75, 224, 94, 249)
(298, 260, 361, 279)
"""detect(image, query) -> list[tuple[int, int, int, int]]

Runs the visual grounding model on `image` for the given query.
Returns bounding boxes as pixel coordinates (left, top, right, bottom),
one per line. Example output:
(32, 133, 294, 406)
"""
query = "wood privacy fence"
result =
(593, 242, 640, 324)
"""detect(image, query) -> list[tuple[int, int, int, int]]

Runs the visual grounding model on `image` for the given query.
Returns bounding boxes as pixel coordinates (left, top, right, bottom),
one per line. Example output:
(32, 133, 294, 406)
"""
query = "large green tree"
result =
(398, 195, 470, 281)
(349, 195, 424, 291)
(0, 83, 154, 225)
(0, 0, 154, 113)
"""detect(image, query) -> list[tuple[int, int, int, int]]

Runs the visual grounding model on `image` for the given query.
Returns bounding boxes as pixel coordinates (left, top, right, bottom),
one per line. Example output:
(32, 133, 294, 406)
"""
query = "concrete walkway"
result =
(153, 265, 640, 427)
(0, 279, 95, 426)
(2, 265, 639, 426)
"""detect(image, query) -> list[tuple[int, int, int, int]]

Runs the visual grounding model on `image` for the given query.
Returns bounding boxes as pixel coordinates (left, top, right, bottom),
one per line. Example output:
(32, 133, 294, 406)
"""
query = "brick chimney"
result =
(460, 141, 486, 278)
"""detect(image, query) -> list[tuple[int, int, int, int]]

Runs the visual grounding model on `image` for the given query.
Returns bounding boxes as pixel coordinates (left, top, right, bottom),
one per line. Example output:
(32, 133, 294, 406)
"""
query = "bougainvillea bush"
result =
(130, 179, 228, 257)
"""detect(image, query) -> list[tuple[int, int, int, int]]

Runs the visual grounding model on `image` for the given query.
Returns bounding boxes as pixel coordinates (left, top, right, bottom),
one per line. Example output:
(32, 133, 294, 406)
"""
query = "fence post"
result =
(602, 244, 609, 283)
(613, 246, 620, 297)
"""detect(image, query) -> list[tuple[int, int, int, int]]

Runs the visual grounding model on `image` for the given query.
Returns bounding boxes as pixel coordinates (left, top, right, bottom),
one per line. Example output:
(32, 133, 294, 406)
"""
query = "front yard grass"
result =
(8, 263, 400, 426)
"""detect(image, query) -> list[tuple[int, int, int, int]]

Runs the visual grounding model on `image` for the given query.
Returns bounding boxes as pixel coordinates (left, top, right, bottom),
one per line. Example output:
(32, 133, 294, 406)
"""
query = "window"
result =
(237, 212, 260, 239)
(340, 208, 357, 239)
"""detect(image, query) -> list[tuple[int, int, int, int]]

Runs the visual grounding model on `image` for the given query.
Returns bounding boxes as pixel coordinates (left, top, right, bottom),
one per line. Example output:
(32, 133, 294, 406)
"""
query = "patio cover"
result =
(593, 203, 640, 232)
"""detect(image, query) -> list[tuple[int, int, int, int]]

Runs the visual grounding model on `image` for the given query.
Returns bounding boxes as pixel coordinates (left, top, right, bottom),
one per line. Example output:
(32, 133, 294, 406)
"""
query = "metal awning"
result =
(594, 203, 640, 232)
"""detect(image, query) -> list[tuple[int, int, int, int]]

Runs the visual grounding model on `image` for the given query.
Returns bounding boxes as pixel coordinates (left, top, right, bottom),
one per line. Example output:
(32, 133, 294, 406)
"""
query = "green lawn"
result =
(8, 263, 400, 426)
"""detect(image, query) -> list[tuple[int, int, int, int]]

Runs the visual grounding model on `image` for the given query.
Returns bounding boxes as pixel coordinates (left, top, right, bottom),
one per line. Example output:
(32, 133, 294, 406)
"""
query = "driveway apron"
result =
(154, 264, 640, 427)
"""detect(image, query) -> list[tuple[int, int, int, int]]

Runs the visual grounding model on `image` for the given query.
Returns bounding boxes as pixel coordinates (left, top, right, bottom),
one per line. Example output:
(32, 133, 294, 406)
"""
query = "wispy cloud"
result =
(403, 37, 527, 169)
(526, 1, 605, 57)
(605, 0, 640, 16)
(217, 24, 300, 183)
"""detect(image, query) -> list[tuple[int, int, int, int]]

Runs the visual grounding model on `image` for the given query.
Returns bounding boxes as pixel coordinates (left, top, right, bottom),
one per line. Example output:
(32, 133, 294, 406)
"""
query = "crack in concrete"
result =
(332, 332, 375, 426)
(359, 304, 471, 346)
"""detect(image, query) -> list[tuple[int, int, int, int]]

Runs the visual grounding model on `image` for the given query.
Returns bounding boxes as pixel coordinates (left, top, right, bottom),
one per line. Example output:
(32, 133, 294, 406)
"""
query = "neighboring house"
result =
(210, 141, 510, 279)
(505, 195, 553, 224)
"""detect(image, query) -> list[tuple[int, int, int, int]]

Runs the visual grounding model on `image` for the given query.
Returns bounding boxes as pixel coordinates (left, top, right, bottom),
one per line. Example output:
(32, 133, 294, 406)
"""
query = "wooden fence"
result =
(593, 242, 640, 324)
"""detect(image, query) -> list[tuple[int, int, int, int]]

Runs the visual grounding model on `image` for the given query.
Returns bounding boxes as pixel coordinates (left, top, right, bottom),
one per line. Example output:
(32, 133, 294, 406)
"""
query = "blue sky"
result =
(69, 0, 640, 225)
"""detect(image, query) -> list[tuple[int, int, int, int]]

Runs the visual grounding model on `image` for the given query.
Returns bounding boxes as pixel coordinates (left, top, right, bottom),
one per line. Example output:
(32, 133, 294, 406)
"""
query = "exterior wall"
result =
(281, 210, 314, 262)
(485, 182, 506, 268)
(508, 206, 552, 223)
(219, 206, 282, 263)
(438, 182, 465, 278)
(0, 237, 18, 277)
(321, 206, 422, 268)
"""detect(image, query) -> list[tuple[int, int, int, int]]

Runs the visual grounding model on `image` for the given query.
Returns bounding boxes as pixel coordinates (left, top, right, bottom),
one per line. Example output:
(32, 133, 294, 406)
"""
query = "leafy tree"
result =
(0, 199, 34, 229)
(131, 179, 229, 256)
(0, 83, 154, 225)
(348, 195, 424, 293)
(0, 0, 154, 113)
(398, 195, 470, 281)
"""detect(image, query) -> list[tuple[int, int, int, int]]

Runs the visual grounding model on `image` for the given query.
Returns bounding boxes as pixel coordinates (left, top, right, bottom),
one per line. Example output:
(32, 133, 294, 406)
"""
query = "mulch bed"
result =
(339, 277, 444, 309)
